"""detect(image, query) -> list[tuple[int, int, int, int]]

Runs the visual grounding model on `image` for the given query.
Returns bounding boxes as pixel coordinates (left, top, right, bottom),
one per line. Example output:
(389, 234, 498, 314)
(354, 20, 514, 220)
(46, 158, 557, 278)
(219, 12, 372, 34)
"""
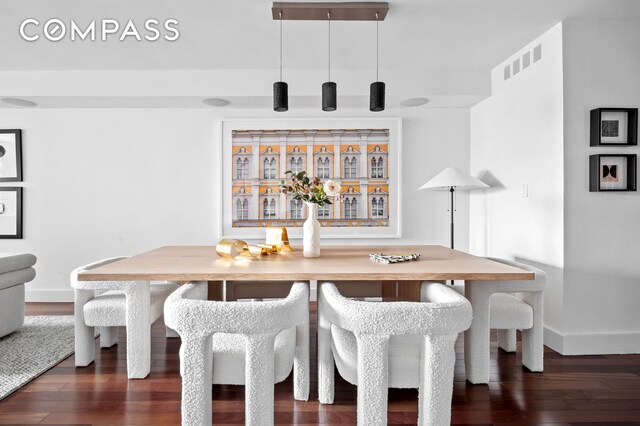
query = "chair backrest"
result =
(165, 281, 309, 337)
(319, 282, 471, 337)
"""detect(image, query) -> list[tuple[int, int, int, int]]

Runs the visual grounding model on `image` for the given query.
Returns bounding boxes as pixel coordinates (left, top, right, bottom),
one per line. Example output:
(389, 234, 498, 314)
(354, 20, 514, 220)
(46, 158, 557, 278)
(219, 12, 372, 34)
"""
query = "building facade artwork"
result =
(231, 128, 390, 228)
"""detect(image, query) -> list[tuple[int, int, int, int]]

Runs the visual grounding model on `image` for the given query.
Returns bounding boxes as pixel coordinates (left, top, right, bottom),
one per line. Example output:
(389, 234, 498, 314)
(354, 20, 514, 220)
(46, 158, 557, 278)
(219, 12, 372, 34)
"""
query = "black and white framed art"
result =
(0, 187, 23, 239)
(0, 129, 23, 182)
(590, 108, 638, 146)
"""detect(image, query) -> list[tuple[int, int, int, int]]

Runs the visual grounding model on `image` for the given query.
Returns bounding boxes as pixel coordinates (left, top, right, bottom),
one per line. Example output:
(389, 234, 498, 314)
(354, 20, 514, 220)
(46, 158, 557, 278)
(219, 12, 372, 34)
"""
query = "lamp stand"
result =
(420, 167, 489, 286)
(449, 186, 455, 249)
(449, 186, 455, 286)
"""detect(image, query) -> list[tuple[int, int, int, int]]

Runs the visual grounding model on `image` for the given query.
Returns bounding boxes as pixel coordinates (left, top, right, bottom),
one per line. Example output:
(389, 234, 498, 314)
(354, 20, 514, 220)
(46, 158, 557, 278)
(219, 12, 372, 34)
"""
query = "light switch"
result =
(522, 183, 529, 198)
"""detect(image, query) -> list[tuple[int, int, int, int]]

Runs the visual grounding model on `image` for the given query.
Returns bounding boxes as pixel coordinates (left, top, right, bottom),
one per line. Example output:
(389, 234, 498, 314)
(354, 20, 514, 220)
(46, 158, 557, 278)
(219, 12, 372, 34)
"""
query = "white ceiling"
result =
(2, 0, 639, 72)
(1, 0, 639, 108)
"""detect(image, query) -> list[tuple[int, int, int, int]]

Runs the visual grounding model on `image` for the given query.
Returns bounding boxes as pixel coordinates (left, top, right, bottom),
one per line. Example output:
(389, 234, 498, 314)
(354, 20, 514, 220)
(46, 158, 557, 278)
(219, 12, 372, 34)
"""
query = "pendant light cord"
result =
(376, 12, 379, 82)
(327, 12, 331, 81)
(279, 11, 283, 82)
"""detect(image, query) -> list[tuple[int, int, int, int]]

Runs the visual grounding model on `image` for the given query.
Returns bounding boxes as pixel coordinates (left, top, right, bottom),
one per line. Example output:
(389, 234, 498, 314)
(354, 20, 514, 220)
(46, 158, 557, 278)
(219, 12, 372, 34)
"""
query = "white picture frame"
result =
(599, 156, 628, 190)
(220, 118, 402, 239)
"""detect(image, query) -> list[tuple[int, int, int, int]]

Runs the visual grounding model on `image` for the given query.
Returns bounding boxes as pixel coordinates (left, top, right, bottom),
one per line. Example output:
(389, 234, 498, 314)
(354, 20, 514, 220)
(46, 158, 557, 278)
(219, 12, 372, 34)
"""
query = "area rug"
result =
(0, 315, 81, 400)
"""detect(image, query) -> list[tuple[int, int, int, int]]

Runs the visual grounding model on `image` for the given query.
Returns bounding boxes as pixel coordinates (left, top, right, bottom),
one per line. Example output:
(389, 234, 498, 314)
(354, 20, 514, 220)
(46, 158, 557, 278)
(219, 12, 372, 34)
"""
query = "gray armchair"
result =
(0, 253, 37, 338)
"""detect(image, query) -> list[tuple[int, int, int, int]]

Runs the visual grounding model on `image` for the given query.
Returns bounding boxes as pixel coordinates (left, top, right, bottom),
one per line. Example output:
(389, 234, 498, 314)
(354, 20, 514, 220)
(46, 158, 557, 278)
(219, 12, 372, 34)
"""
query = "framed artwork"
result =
(590, 108, 638, 146)
(589, 154, 637, 192)
(0, 187, 23, 239)
(221, 118, 402, 239)
(0, 129, 23, 182)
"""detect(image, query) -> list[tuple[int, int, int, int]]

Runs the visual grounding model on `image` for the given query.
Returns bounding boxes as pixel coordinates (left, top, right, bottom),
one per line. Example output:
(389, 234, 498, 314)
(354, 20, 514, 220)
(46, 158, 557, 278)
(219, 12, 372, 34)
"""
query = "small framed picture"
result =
(0, 187, 23, 239)
(589, 154, 637, 192)
(0, 129, 23, 182)
(590, 108, 638, 146)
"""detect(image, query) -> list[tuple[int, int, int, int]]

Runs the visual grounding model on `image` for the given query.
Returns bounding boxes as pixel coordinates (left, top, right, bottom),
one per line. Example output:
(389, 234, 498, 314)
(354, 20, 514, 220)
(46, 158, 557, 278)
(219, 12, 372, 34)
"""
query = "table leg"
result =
(464, 281, 491, 384)
(335, 281, 382, 298)
(381, 281, 397, 299)
(397, 280, 421, 301)
(125, 281, 151, 379)
(207, 281, 223, 301)
(382, 280, 421, 301)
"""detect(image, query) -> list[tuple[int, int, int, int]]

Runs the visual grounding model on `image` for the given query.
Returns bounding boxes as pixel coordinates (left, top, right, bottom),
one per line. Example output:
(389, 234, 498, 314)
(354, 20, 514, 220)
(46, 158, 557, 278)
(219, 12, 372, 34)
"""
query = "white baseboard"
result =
(26, 289, 74, 303)
(544, 326, 640, 355)
(543, 325, 564, 353)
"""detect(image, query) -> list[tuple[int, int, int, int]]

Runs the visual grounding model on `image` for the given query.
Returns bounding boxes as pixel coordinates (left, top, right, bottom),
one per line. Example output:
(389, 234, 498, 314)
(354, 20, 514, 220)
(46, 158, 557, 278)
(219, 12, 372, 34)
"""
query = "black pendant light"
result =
(370, 12, 385, 112)
(273, 11, 288, 112)
(322, 12, 337, 112)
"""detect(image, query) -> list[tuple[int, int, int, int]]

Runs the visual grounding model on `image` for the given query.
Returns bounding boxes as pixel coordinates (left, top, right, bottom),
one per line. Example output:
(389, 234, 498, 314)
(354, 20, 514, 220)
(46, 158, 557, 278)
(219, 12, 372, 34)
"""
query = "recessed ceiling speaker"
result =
(2, 98, 37, 107)
(400, 97, 429, 107)
(202, 98, 231, 107)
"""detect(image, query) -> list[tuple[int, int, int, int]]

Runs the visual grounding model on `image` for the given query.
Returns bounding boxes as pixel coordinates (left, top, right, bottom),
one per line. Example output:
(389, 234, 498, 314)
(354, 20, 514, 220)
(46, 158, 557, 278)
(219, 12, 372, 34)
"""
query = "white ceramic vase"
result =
(303, 202, 321, 258)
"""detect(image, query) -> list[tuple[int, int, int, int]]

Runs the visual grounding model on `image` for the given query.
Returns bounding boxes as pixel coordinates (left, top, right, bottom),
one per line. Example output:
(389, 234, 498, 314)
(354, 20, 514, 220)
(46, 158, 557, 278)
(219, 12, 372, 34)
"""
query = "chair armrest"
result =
(70, 257, 132, 291)
(165, 282, 309, 336)
(319, 282, 471, 336)
(467, 258, 547, 293)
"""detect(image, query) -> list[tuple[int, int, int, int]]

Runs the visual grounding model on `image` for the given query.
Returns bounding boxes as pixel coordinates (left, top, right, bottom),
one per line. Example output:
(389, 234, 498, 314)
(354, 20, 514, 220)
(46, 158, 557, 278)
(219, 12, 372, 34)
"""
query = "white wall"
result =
(471, 20, 640, 355)
(561, 20, 640, 354)
(0, 107, 470, 301)
(469, 24, 565, 342)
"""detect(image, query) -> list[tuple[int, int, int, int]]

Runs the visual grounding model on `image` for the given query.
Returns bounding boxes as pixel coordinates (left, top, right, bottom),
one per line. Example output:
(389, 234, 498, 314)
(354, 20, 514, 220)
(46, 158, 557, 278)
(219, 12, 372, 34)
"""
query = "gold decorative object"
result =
(265, 227, 294, 251)
(216, 239, 269, 259)
(216, 228, 292, 260)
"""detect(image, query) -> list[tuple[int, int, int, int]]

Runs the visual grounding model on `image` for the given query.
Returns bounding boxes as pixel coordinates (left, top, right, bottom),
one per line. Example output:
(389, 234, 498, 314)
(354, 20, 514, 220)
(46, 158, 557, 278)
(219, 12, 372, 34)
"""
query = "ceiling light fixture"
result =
(2, 97, 37, 107)
(400, 97, 428, 107)
(271, 2, 389, 112)
(273, 10, 288, 112)
(202, 98, 231, 107)
(322, 11, 336, 112)
(369, 12, 385, 112)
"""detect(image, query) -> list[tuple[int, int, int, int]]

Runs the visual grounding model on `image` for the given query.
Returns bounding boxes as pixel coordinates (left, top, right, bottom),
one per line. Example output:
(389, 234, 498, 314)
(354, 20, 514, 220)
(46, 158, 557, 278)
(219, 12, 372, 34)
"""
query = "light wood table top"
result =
(77, 245, 534, 282)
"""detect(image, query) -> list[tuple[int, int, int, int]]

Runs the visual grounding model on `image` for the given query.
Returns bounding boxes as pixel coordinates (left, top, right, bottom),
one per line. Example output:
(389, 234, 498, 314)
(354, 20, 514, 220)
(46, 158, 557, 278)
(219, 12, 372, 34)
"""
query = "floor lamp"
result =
(419, 167, 489, 250)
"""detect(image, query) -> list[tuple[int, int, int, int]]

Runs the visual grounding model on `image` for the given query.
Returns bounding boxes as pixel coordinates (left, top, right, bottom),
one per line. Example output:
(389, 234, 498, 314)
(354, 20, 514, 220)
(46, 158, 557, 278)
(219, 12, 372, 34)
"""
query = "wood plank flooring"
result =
(1, 303, 639, 425)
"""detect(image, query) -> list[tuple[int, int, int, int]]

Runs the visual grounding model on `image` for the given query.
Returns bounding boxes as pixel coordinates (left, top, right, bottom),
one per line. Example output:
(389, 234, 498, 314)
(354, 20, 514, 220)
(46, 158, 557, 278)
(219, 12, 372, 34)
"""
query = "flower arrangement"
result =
(280, 171, 341, 206)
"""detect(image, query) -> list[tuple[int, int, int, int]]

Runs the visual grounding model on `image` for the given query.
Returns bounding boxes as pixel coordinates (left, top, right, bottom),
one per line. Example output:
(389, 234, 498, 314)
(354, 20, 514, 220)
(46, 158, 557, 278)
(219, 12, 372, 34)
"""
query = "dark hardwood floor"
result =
(1, 303, 640, 425)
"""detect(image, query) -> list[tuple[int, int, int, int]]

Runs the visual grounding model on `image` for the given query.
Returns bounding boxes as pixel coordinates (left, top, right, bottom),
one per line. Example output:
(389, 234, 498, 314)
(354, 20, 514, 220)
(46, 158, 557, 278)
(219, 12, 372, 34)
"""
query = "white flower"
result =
(323, 180, 341, 197)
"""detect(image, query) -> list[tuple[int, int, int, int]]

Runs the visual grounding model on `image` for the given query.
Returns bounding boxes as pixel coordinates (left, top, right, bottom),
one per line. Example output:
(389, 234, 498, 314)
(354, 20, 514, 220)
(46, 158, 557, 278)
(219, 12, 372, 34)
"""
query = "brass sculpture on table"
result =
(265, 227, 294, 252)
(216, 227, 293, 259)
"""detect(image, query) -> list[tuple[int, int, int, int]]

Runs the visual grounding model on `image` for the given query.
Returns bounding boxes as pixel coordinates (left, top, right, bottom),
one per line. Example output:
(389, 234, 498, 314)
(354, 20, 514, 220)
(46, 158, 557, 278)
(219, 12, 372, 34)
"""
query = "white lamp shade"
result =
(419, 167, 489, 190)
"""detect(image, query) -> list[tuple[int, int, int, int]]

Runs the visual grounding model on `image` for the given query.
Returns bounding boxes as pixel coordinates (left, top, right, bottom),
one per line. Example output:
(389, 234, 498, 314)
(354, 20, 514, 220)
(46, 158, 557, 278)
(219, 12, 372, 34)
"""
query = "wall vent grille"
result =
(503, 44, 542, 81)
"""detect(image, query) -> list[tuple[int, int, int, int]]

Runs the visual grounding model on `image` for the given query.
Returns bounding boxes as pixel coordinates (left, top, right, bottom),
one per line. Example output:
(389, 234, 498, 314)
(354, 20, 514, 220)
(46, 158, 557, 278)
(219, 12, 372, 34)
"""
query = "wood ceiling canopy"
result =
(271, 2, 388, 21)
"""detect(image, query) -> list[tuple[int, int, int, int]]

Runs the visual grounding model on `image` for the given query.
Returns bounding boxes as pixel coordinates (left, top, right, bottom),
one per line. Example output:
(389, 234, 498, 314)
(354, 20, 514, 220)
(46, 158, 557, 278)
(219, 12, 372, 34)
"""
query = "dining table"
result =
(77, 244, 534, 383)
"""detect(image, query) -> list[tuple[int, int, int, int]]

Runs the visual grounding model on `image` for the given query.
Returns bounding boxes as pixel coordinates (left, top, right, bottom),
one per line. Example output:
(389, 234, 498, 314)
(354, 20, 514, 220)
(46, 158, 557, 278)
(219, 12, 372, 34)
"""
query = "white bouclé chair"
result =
(318, 281, 472, 426)
(71, 257, 179, 379)
(462, 258, 546, 384)
(164, 281, 310, 426)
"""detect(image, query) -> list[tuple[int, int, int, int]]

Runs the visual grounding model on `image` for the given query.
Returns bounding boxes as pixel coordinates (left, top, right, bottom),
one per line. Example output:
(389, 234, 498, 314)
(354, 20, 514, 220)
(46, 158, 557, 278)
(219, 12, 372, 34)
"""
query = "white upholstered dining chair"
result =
(318, 281, 472, 426)
(164, 281, 310, 426)
(460, 257, 546, 384)
(70, 257, 179, 379)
